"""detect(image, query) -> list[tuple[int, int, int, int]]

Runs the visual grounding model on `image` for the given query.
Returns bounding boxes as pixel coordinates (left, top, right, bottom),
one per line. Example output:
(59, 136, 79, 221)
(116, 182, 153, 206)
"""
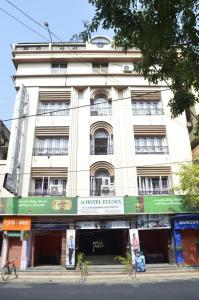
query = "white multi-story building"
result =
(0, 36, 193, 269)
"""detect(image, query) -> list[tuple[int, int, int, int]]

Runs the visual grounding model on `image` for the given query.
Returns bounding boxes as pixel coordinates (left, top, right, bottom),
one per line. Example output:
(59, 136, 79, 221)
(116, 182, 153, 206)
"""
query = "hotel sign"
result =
(78, 197, 124, 215)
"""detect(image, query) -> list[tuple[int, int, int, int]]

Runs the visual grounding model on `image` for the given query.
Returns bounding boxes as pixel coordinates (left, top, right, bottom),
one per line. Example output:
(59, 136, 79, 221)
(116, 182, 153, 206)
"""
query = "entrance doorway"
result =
(33, 231, 62, 266)
(77, 229, 128, 260)
(8, 237, 22, 269)
(139, 229, 170, 263)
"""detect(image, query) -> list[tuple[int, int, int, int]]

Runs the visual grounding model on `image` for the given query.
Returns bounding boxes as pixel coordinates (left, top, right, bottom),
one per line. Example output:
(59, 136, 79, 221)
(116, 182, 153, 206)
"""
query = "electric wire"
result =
(1, 88, 171, 123)
(0, 159, 192, 177)
(0, 7, 50, 42)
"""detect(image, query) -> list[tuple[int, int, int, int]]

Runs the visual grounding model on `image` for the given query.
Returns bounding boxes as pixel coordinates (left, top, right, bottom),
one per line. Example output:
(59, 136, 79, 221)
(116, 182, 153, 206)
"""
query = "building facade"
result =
(0, 36, 195, 269)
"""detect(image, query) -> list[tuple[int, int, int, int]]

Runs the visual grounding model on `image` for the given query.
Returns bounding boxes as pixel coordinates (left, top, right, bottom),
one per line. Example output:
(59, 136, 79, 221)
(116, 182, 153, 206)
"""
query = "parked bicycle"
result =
(1, 260, 18, 281)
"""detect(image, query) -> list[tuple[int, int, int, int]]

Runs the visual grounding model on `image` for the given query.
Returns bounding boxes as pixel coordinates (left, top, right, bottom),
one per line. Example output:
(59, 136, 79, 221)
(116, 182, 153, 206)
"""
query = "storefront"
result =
(2, 216, 31, 268)
(0, 194, 195, 269)
(76, 220, 130, 263)
(31, 221, 69, 267)
(171, 214, 199, 265)
(137, 214, 172, 263)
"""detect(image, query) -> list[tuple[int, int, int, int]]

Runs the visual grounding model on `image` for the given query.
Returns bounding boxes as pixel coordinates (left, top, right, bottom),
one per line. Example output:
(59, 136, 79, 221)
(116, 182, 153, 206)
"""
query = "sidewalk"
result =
(1, 268, 199, 284)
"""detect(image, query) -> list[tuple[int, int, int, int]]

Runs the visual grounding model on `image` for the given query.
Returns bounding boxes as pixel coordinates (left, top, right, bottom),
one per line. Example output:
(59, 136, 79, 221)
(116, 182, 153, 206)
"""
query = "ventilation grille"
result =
(131, 90, 161, 101)
(35, 126, 69, 136)
(39, 90, 71, 101)
(134, 125, 166, 136)
(32, 167, 68, 177)
(137, 166, 171, 176)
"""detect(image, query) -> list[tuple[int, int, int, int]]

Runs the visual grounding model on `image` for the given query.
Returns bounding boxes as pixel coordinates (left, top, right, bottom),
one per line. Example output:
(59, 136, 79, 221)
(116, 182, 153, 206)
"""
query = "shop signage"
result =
(124, 195, 186, 214)
(78, 197, 124, 215)
(0, 197, 77, 215)
(0, 221, 3, 231)
(66, 229, 76, 269)
(76, 220, 130, 229)
(137, 215, 170, 229)
(172, 215, 199, 229)
(3, 217, 31, 231)
(32, 223, 69, 230)
(7, 231, 22, 237)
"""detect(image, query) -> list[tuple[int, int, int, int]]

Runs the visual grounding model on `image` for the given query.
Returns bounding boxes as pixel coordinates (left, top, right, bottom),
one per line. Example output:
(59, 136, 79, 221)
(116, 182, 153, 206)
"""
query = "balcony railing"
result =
(37, 108, 70, 116)
(91, 106, 112, 116)
(132, 108, 163, 115)
(138, 187, 172, 195)
(135, 146, 168, 154)
(90, 187, 115, 196)
(33, 148, 68, 156)
(90, 145, 113, 155)
(29, 189, 66, 196)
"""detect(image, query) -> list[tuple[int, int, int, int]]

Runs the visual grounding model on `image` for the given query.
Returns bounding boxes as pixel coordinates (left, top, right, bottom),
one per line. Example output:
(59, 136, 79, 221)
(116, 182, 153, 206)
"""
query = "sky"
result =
(0, 0, 111, 128)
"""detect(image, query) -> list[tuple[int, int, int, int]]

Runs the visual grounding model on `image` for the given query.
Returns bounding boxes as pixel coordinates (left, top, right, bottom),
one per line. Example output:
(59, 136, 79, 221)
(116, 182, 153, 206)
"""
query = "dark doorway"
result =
(34, 231, 62, 266)
(139, 229, 170, 263)
(77, 229, 127, 256)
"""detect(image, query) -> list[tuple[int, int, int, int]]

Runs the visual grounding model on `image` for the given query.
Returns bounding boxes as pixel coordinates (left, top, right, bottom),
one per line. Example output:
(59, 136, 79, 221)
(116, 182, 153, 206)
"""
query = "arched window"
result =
(91, 94, 111, 116)
(90, 162, 115, 196)
(91, 129, 113, 155)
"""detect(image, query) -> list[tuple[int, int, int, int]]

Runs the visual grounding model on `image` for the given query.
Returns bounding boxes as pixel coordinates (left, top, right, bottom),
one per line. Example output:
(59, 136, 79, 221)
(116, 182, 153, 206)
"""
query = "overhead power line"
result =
(0, 6, 50, 42)
(1, 88, 171, 123)
(0, 159, 192, 177)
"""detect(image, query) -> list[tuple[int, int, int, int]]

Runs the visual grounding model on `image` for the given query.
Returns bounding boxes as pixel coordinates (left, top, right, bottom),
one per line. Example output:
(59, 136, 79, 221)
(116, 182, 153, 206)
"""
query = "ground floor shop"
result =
(172, 214, 199, 266)
(0, 215, 176, 269)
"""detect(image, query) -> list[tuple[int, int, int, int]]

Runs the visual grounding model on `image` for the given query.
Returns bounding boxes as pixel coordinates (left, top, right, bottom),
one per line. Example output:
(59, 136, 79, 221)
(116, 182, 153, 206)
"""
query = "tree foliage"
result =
(176, 160, 199, 209)
(80, 0, 199, 127)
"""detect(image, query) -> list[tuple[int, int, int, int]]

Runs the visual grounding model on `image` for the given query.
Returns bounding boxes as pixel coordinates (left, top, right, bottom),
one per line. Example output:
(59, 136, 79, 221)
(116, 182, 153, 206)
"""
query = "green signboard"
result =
(124, 195, 188, 214)
(0, 195, 195, 215)
(143, 195, 185, 213)
(0, 197, 77, 215)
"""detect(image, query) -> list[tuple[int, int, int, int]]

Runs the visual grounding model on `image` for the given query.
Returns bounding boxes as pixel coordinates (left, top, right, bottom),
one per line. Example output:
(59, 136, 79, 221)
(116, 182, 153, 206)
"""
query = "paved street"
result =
(0, 280, 199, 300)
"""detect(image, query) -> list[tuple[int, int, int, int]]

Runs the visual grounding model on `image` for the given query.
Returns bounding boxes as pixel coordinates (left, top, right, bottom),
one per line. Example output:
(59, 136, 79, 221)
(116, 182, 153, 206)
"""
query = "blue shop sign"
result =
(172, 214, 199, 229)
(32, 223, 69, 230)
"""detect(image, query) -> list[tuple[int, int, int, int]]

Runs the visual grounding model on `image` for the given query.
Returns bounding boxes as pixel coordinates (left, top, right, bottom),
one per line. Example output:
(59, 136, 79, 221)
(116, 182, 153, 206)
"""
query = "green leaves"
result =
(176, 160, 199, 210)
(79, 0, 199, 121)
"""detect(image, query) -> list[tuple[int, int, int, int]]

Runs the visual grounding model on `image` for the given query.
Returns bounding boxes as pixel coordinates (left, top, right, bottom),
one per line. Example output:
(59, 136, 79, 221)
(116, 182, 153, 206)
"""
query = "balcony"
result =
(132, 108, 163, 115)
(90, 185, 115, 196)
(33, 148, 68, 156)
(29, 188, 66, 196)
(90, 145, 113, 155)
(91, 106, 112, 116)
(138, 187, 172, 195)
(135, 146, 168, 154)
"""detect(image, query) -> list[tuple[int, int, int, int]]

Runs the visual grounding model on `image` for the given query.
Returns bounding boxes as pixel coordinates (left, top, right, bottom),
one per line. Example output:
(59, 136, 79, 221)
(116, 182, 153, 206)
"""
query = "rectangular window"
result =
(132, 101, 161, 115)
(51, 63, 67, 69)
(39, 101, 70, 116)
(35, 137, 69, 156)
(93, 63, 108, 73)
(135, 137, 168, 154)
(138, 176, 170, 195)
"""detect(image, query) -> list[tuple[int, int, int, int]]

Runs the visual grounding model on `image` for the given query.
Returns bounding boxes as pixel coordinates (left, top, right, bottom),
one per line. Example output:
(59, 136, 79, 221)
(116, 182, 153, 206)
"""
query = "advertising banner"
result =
(143, 195, 185, 213)
(0, 197, 77, 215)
(78, 197, 124, 215)
(137, 215, 170, 229)
(3, 217, 31, 231)
(129, 229, 140, 264)
(124, 195, 186, 214)
(66, 229, 76, 269)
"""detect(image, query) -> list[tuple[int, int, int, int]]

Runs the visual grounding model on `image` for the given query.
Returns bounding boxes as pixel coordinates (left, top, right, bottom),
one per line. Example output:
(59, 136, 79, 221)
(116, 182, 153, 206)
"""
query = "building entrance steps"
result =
(20, 263, 180, 275)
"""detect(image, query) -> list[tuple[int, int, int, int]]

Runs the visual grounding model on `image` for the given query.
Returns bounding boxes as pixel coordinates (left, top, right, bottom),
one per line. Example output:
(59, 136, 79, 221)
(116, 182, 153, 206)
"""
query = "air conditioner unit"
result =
(50, 185, 63, 195)
(101, 185, 109, 193)
(123, 65, 134, 73)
